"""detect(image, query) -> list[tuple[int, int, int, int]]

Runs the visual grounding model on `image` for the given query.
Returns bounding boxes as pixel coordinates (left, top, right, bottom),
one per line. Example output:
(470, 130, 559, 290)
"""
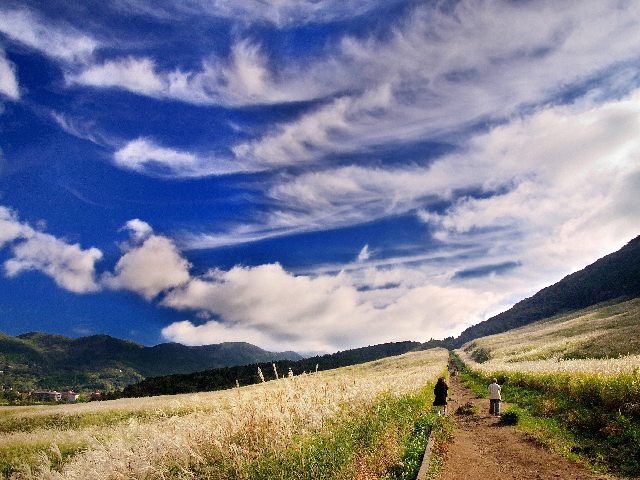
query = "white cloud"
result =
(160, 263, 499, 351)
(232, 1, 640, 166)
(69, 0, 640, 183)
(70, 57, 164, 95)
(0, 208, 522, 350)
(189, 87, 640, 257)
(63, 0, 640, 156)
(123, 219, 153, 242)
(0, 205, 103, 293)
(69, 40, 341, 107)
(4, 232, 103, 293)
(0, 206, 30, 247)
(0, 8, 98, 62)
(113, 138, 242, 177)
(0, 49, 20, 100)
(172, 87, 640, 352)
(51, 111, 111, 146)
(420, 89, 640, 277)
(357, 244, 370, 262)
(102, 224, 191, 300)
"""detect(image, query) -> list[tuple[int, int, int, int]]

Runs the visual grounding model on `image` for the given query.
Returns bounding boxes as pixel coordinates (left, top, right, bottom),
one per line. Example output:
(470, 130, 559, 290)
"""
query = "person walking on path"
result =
(433, 376, 449, 416)
(488, 378, 502, 416)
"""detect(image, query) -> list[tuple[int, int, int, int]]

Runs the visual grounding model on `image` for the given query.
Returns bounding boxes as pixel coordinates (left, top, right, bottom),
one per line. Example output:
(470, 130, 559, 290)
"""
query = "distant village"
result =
(0, 385, 103, 404)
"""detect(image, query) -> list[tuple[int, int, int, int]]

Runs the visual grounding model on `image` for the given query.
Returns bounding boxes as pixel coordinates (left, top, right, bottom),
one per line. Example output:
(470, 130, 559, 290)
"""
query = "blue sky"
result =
(0, 0, 639, 353)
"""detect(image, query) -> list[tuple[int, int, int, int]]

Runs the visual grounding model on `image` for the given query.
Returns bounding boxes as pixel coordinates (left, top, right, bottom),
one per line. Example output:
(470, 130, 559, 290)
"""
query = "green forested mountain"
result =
(0, 332, 301, 391)
(454, 234, 640, 346)
(115, 341, 422, 398)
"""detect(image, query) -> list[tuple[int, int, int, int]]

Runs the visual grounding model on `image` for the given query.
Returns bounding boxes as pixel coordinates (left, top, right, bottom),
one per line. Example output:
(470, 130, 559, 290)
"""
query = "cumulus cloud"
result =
(0, 49, 20, 100)
(1, 210, 188, 299)
(0, 206, 30, 247)
(0, 206, 520, 351)
(123, 219, 153, 242)
(102, 221, 191, 300)
(160, 263, 499, 351)
(5, 233, 103, 293)
(0, 7, 98, 62)
(0, 205, 103, 293)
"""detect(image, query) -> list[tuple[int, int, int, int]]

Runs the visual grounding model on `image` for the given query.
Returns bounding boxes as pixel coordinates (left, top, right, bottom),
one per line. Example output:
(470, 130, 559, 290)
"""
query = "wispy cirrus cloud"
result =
(114, 0, 397, 27)
(78, 0, 640, 180)
(0, 48, 19, 100)
(51, 111, 114, 147)
(186, 87, 640, 283)
(113, 138, 244, 178)
(62, 2, 640, 116)
(67, 40, 345, 107)
(232, 1, 640, 167)
(0, 7, 99, 63)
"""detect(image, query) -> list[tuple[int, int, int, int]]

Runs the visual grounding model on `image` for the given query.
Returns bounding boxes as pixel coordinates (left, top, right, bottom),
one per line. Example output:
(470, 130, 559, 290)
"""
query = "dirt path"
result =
(435, 375, 613, 480)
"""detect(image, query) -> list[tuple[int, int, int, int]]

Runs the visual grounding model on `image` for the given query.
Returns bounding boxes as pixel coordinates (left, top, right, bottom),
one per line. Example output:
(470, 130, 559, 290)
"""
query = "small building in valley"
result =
(62, 390, 80, 403)
(33, 390, 62, 402)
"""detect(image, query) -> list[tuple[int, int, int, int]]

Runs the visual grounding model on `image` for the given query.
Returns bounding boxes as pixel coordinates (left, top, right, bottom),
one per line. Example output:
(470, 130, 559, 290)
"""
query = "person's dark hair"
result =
(437, 376, 446, 385)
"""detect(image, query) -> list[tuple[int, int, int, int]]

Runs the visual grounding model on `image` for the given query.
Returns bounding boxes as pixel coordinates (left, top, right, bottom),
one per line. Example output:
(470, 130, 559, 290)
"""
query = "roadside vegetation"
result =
(0, 348, 447, 479)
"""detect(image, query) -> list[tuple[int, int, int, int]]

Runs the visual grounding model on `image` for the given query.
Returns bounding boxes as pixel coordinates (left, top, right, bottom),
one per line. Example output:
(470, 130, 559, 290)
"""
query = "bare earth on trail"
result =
(436, 375, 614, 480)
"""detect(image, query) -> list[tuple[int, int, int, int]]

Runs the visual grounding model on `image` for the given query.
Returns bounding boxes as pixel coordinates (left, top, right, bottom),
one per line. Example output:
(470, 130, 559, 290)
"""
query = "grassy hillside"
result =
(455, 234, 640, 346)
(0, 348, 448, 479)
(0, 332, 301, 392)
(461, 297, 640, 367)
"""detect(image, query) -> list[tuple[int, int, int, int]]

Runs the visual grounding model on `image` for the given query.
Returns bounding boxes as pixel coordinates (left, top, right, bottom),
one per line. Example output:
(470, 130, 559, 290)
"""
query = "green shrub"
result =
(499, 409, 520, 425)
(470, 348, 491, 363)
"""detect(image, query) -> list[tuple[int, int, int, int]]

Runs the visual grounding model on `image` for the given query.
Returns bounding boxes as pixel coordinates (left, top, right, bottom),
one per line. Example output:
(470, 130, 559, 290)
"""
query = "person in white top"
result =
(488, 378, 502, 416)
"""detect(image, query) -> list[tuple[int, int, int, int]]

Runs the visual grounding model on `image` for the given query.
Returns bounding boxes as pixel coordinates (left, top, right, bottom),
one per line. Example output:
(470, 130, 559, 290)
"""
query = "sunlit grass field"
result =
(459, 297, 640, 374)
(455, 298, 640, 477)
(0, 348, 448, 479)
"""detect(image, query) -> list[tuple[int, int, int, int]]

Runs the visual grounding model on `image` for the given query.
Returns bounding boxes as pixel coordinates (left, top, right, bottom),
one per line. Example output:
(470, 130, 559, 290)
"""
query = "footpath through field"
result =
(435, 375, 613, 480)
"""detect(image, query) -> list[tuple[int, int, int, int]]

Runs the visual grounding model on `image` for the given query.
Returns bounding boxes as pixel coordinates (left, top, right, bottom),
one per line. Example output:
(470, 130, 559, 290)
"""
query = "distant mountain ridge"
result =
(0, 332, 301, 391)
(453, 234, 640, 346)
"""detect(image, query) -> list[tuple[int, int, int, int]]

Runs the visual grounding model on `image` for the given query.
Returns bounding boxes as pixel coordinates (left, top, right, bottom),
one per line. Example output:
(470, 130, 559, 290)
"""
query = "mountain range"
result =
(0, 332, 300, 391)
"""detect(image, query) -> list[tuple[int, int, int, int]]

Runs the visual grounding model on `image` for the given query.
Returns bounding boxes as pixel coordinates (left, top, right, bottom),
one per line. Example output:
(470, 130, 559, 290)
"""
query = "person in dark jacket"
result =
(433, 376, 449, 416)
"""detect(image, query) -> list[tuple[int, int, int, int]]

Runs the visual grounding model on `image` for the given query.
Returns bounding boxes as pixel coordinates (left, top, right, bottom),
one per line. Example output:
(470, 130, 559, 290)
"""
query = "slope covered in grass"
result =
(461, 297, 640, 371)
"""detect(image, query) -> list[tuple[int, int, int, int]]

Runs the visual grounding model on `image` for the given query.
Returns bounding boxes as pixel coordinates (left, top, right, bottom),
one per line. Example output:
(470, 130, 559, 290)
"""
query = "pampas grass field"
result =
(1, 348, 448, 479)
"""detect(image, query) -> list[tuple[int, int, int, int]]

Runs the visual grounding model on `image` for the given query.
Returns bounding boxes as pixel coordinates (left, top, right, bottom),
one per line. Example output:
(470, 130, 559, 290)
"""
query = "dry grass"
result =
(459, 298, 640, 375)
(1, 348, 448, 479)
